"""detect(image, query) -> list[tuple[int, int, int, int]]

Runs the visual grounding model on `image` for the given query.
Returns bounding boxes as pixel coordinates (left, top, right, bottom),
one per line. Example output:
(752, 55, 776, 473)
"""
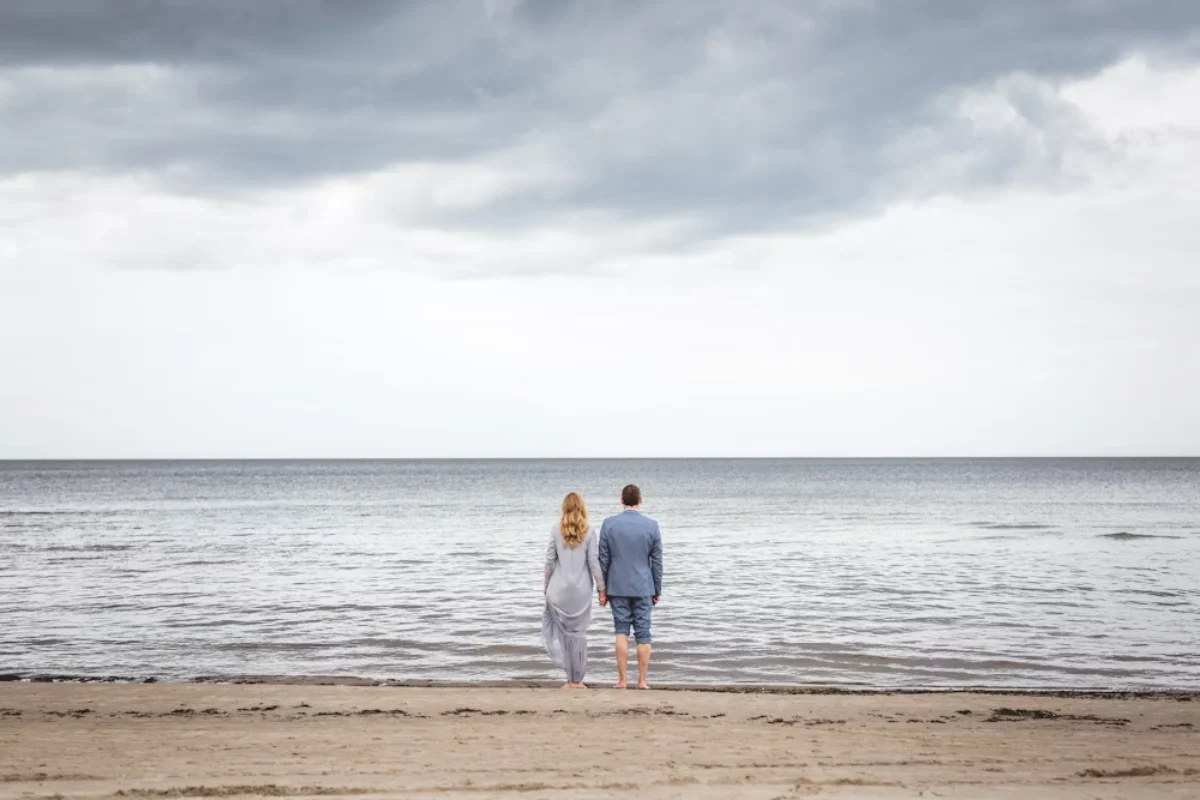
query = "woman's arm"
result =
(588, 529, 606, 600)
(544, 529, 558, 593)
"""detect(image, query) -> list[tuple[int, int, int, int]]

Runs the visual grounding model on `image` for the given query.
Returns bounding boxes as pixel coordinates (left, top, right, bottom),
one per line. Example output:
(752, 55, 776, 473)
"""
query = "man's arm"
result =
(597, 523, 611, 606)
(598, 520, 611, 583)
(650, 523, 663, 600)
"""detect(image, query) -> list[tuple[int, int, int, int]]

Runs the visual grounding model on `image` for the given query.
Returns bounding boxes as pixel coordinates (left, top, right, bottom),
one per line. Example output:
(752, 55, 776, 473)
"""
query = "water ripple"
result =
(1, 458, 1198, 689)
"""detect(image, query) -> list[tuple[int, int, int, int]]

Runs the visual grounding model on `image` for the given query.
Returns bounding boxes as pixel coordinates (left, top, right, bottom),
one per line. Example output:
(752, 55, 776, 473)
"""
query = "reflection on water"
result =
(1, 458, 1198, 688)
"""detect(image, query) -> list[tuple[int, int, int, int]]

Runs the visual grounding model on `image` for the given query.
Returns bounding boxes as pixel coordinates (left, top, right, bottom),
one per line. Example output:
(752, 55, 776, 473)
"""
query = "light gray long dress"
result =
(542, 525, 604, 683)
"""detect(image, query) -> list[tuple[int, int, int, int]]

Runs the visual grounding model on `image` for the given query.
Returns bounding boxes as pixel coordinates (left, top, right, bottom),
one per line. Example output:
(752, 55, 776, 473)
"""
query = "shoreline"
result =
(2, 671, 1197, 699)
(2, 682, 1197, 798)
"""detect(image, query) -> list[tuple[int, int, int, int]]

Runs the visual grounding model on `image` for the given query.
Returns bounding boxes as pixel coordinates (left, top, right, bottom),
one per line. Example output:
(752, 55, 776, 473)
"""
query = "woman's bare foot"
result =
(613, 682, 627, 690)
(637, 682, 651, 690)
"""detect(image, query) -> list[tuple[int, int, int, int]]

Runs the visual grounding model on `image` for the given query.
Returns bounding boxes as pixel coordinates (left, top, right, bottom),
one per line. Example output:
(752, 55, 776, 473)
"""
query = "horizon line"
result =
(2, 455, 1199, 462)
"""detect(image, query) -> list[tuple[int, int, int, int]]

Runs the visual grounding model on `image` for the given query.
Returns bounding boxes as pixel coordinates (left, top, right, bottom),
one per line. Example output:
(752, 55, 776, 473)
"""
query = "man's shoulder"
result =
(619, 511, 659, 532)
(603, 511, 658, 530)
(600, 512, 630, 530)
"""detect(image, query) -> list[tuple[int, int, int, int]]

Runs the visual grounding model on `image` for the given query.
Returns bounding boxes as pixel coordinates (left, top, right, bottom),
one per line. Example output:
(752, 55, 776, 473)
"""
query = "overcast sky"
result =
(1, 0, 1198, 458)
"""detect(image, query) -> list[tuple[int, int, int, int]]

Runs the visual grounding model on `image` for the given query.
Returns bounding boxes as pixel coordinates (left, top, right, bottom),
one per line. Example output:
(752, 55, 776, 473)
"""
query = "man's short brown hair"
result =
(621, 484, 642, 507)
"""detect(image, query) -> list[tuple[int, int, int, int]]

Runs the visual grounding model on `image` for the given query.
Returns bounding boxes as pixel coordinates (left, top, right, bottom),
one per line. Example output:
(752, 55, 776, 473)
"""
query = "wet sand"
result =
(1, 683, 1197, 799)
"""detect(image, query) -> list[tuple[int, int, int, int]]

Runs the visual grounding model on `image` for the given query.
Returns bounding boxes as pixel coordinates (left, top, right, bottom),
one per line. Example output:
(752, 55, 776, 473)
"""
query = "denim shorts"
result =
(609, 596, 653, 644)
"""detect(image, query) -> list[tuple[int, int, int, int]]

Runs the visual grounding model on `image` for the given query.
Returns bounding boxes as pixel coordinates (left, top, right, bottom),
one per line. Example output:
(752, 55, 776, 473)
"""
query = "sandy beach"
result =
(1, 683, 1196, 799)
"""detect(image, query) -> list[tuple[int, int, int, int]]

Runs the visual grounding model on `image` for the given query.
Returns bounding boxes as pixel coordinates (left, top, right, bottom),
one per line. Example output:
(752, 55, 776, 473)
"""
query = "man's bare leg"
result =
(614, 635, 629, 689)
(636, 643, 652, 689)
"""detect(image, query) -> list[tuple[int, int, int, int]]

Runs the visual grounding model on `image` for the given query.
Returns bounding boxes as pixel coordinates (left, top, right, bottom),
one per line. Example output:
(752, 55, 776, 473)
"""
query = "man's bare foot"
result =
(637, 682, 651, 690)
(564, 682, 586, 689)
(613, 682, 627, 690)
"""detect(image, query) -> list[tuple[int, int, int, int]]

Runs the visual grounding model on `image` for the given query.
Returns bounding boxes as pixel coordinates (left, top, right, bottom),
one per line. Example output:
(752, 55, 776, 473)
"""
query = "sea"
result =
(1, 459, 1197, 689)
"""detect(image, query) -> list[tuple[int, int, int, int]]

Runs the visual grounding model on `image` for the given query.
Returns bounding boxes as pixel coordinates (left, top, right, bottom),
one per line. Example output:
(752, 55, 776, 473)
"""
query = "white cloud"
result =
(1062, 55, 1200, 138)
(1, 57, 1198, 457)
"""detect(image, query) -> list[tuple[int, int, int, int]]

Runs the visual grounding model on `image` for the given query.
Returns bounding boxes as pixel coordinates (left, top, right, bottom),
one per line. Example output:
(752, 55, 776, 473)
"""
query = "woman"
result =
(543, 492, 605, 688)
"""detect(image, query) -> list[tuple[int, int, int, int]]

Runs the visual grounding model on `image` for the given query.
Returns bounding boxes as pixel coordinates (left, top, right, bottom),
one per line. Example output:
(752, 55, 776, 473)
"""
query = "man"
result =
(597, 484, 663, 690)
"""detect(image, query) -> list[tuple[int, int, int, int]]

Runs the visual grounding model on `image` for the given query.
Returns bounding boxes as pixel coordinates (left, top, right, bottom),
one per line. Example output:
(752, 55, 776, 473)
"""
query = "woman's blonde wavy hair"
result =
(558, 492, 589, 548)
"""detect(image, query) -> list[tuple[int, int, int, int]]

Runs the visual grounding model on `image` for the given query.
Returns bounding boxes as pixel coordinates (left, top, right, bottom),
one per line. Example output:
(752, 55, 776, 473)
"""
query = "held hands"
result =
(598, 590, 608, 607)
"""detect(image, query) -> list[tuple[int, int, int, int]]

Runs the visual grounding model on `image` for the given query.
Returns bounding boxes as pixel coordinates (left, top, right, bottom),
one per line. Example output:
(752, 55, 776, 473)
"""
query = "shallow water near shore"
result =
(1, 458, 1198, 688)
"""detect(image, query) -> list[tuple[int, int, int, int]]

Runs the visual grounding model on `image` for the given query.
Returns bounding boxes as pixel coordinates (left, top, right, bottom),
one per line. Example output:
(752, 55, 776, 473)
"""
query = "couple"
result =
(542, 484, 663, 690)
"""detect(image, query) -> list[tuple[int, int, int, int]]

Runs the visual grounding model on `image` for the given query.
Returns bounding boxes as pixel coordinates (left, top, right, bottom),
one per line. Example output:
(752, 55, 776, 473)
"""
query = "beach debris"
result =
(44, 709, 92, 718)
(1077, 765, 1177, 778)
(985, 708, 1129, 725)
(112, 784, 378, 796)
(441, 707, 484, 716)
(765, 717, 846, 726)
(311, 708, 421, 718)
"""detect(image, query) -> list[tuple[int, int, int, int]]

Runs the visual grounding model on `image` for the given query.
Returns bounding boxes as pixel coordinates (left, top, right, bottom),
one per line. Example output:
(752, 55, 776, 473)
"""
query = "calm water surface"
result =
(1, 459, 1198, 688)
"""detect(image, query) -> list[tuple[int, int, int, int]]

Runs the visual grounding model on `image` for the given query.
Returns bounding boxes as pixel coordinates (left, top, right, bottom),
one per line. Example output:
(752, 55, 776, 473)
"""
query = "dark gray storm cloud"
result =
(3, 0, 1199, 237)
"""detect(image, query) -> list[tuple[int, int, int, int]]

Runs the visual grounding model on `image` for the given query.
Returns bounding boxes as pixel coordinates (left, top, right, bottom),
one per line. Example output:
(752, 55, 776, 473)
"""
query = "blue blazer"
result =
(598, 509, 663, 598)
